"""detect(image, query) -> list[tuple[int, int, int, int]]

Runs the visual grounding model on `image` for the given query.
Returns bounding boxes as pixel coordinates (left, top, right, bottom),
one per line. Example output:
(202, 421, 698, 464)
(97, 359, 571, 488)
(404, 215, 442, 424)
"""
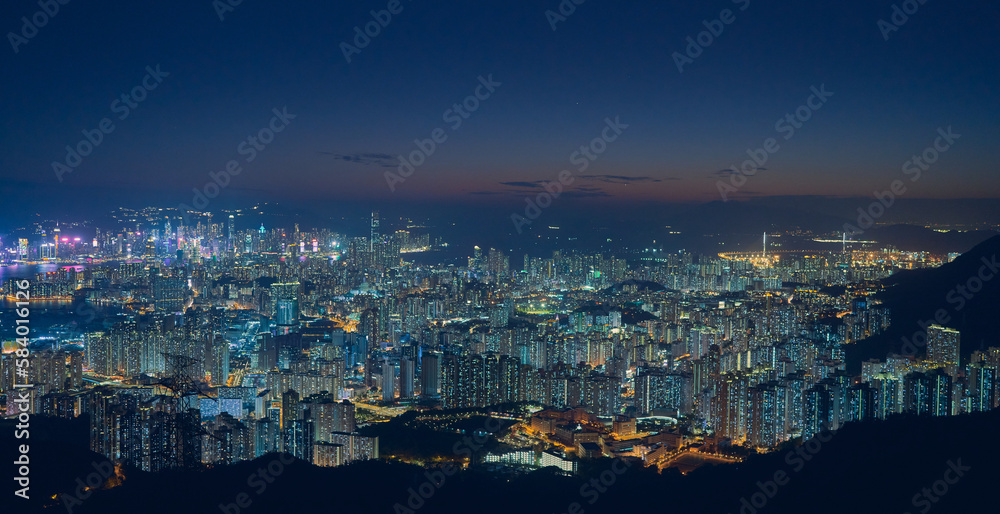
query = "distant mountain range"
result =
(861, 225, 998, 254)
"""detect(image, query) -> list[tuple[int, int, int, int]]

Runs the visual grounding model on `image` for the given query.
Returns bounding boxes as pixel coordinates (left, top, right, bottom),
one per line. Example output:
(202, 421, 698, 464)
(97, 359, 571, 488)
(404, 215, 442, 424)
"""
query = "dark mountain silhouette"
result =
(675, 200, 847, 236)
(862, 225, 998, 254)
(7, 409, 999, 514)
(847, 235, 1000, 370)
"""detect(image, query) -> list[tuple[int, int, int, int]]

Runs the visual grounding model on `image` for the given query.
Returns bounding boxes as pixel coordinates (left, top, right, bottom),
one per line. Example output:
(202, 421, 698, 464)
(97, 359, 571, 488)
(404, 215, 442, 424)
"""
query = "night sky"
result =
(2, 0, 998, 219)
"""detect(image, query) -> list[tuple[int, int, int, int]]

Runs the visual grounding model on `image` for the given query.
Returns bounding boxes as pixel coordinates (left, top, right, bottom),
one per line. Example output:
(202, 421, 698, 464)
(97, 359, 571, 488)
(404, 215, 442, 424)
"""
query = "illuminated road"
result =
(653, 449, 741, 473)
(353, 401, 409, 417)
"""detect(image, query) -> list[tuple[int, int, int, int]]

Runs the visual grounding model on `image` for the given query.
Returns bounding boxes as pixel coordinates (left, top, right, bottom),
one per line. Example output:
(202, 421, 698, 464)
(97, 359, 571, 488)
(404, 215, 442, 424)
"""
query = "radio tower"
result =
(762, 232, 767, 266)
(843, 231, 852, 270)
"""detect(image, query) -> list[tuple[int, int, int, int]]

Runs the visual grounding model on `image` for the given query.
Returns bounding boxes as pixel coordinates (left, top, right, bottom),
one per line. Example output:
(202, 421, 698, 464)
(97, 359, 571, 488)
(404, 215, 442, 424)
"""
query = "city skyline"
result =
(2, 204, 1000, 513)
(3, 1, 1000, 513)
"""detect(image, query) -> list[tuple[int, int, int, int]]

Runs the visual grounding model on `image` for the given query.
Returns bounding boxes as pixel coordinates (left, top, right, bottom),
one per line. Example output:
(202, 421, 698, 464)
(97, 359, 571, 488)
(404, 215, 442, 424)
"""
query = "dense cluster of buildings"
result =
(1, 208, 998, 474)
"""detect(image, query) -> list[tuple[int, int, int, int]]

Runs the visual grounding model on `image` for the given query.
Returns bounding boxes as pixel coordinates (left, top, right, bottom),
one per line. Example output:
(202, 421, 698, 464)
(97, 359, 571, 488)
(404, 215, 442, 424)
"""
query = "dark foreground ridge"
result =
(5, 410, 997, 514)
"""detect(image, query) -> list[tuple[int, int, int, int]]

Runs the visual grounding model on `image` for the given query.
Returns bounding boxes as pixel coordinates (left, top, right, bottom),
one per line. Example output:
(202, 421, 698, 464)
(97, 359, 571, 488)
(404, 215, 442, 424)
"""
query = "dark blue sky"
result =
(2, 0, 998, 216)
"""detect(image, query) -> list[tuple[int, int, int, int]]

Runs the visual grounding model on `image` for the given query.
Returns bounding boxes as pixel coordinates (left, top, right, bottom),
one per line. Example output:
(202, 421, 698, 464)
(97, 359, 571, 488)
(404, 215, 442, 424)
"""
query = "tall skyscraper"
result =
(399, 355, 415, 399)
(255, 416, 281, 457)
(227, 214, 235, 252)
(280, 389, 300, 430)
(903, 369, 952, 416)
(966, 362, 997, 413)
(302, 394, 356, 443)
(381, 358, 395, 401)
(152, 269, 187, 313)
(927, 325, 961, 378)
(421, 351, 442, 399)
(270, 281, 301, 332)
(206, 334, 230, 386)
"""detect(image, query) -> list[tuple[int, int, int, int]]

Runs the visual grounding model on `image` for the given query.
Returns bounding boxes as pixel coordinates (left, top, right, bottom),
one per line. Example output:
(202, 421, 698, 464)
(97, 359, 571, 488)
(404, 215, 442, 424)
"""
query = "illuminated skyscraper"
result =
(301, 394, 356, 444)
(381, 358, 395, 401)
(152, 269, 187, 313)
(903, 369, 952, 416)
(440, 354, 459, 407)
(255, 416, 282, 457)
(802, 383, 833, 440)
(329, 431, 379, 462)
(284, 419, 313, 461)
(275, 299, 299, 328)
(871, 372, 901, 419)
(280, 389, 299, 430)
(270, 282, 300, 335)
(420, 351, 441, 399)
(312, 442, 344, 467)
(749, 381, 786, 448)
(966, 362, 997, 413)
(635, 368, 685, 417)
(206, 334, 230, 386)
(927, 325, 960, 378)
(399, 354, 415, 399)
(845, 383, 876, 423)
